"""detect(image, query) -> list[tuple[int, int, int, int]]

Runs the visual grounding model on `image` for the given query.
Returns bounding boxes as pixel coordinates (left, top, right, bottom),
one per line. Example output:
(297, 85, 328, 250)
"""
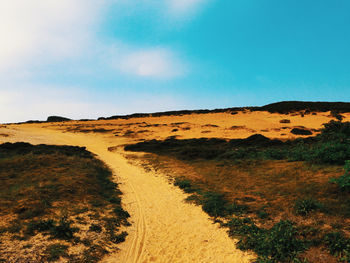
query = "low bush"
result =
(291, 128, 313, 136)
(226, 217, 259, 237)
(330, 160, 350, 191)
(319, 120, 350, 141)
(312, 143, 350, 165)
(262, 148, 288, 160)
(46, 116, 71, 122)
(125, 121, 350, 165)
(287, 143, 312, 162)
(201, 192, 229, 218)
(226, 202, 249, 216)
(324, 232, 350, 260)
(227, 218, 306, 262)
(294, 198, 323, 216)
(174, 178, 197, 193)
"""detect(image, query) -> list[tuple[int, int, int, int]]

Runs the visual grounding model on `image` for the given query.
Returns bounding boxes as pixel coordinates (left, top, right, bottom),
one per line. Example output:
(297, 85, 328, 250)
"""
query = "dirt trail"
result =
(1, 125, 254, 263)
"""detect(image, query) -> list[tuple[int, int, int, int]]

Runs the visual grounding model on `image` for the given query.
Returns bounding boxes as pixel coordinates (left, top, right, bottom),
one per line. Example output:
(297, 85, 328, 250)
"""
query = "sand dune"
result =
(1, 110, 349, 262)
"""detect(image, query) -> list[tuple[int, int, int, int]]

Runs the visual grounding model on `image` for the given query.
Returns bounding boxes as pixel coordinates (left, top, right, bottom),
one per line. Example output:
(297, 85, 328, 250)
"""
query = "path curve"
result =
(1, 125, 254, 263)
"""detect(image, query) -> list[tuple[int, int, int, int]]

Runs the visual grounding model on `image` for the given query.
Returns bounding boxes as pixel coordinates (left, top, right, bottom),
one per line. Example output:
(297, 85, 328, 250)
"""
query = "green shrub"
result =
(174, 178, 196, 193)
(288, 144, 311, 162)
(330, 160, 350, 191)
(319, 121, 350, 141)
(312, 143, 350, 165)
(226, 202, 249, 216)
(226, 217, 259, 237)
(254, 221, 305, 262)
(201, 192, 228, 217)
(220, 148, 259, 160)
(227, 219, 306, 262)
(324, 232, 350, 260)
(262, 148, 287, 160)
(294, 198, 323, 216)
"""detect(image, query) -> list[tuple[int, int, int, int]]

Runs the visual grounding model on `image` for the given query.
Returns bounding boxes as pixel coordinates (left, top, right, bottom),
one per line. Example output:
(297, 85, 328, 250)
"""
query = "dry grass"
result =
(125, 148, 350, 262)
(0, 143, 129, 263)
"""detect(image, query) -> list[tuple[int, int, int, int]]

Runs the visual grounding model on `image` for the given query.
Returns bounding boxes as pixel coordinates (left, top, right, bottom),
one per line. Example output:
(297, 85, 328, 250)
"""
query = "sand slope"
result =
(0, 125, 254, 263)
(2, 111, 348, 262)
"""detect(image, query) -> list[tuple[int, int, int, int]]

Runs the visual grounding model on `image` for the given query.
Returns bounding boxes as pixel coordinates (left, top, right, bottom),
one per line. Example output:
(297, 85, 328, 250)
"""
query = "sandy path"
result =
(1, 125, 254, 263)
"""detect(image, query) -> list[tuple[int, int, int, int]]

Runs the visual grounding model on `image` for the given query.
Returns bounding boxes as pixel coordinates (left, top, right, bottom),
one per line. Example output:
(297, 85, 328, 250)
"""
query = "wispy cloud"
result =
(0, 0, 105, 73)
(0, 1, 189, 80)
(0, 0, 205, 122)
(167, 0, 207, 16)
(114, 48, 185, 79)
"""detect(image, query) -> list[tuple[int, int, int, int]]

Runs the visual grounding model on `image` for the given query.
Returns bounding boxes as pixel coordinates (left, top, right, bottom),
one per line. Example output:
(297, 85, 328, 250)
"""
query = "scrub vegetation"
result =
(99, 101, 350, 120)
(0, 143, 129, 263)
(125, 120, 350, 262)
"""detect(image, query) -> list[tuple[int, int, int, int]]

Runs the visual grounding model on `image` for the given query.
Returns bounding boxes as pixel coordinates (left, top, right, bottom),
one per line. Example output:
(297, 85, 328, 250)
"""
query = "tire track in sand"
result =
(123, 181, 146, 263)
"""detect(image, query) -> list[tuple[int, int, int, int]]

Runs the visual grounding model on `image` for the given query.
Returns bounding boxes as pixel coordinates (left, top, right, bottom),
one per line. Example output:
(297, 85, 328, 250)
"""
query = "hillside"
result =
(98, 101, 350, 120)
(0, 107, 350, 262)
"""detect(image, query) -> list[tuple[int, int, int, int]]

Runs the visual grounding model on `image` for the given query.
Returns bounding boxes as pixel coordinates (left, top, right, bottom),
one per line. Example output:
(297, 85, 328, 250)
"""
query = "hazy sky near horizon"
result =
(1, 0, 349, 123)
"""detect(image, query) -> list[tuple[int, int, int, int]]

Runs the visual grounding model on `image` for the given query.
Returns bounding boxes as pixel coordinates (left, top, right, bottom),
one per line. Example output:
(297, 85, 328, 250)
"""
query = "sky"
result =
(1, 0, 350, 123)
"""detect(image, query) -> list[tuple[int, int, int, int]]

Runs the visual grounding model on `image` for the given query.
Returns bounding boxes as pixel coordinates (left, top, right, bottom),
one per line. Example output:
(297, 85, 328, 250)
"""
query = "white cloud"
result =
(0, 0, 197, 123)
(0, 0, 189, 79)
(0, 0, 105, 72)
(114, 48, 184, 78)
(167, 0, 206, 15)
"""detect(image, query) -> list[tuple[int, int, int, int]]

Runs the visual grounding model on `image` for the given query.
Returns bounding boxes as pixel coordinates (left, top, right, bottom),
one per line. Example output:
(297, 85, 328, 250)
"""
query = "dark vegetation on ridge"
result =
(99, 101, 350, 120)
(8, 101, 349, 124)
(46, 116, 71, 122)
(0, 143, 129, 262)
(259, 101, 350, 114)
(125, 120, 350, 263)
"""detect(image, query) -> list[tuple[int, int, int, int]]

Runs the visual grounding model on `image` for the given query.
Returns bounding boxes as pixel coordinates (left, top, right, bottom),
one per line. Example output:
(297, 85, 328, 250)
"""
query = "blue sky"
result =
(1, 0, 349, 122)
